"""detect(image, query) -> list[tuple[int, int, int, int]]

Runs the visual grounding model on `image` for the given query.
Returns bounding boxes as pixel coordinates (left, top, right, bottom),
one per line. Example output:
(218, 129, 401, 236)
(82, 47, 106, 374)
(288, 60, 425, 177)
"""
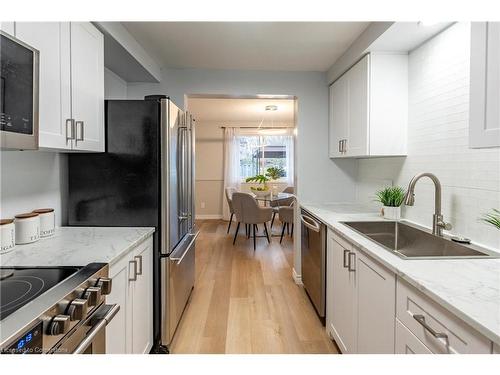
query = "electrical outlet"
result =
(200, 202, 206, 209)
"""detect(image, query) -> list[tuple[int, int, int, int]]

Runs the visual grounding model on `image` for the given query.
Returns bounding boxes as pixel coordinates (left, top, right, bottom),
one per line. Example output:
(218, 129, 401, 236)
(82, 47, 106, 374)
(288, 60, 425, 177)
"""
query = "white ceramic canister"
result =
(1, 219, 16, 254)
(33, 208, 55, 238)
(15, 212, 40, 244)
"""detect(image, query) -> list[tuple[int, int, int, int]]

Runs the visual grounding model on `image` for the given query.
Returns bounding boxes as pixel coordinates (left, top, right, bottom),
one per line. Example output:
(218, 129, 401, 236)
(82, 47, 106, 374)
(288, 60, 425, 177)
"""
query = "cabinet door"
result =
(395, 319, 432, 354)
(106, 257, 133, 354)
(15, 22, 72, 150)
(470, 22, 500, 148)
(70, 22, 104, 152)
(327, 233, 357, 353)
(329, 75, 349, 158)
(131, 239, 154, 354)
(356, 250, 396, 353)
(346, 55, 369, 157)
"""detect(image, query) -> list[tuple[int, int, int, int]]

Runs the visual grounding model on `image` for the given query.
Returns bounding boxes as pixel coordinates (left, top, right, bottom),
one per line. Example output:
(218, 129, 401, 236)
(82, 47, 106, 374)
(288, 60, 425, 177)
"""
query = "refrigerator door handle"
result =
(169, 231, 199, 265)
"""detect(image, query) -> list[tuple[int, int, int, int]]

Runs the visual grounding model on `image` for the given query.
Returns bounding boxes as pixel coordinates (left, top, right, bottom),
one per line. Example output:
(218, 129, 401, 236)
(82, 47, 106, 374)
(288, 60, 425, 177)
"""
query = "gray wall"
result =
(127, 67, 358, 206)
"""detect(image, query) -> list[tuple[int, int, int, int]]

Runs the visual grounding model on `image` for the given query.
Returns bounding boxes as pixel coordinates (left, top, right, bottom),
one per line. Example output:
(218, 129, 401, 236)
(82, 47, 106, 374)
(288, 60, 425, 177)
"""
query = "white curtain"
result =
(284, 130, 295, 187)
(222, 127, 241, 221)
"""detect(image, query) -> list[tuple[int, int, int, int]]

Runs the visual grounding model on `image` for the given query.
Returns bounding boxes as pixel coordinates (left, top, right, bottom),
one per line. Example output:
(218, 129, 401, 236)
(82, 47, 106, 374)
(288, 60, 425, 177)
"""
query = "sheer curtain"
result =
(222, 127, 241, 221)
(284, 130, 295, 187)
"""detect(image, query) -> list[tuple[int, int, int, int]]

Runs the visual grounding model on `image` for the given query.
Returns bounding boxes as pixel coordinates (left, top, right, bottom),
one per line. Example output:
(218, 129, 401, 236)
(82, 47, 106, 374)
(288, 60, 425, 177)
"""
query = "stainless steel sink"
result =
(341, 221, 499, 259)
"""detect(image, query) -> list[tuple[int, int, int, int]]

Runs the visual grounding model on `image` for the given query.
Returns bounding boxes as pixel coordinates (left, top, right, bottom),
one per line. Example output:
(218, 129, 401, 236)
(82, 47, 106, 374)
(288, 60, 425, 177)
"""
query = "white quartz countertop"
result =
(300, 202, 500, 346)
(0, 226, 155, 267)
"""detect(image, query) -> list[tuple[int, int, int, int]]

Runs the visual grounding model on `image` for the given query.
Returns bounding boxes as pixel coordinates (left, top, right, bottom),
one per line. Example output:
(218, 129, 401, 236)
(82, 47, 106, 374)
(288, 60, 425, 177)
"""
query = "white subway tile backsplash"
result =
(356, 22, 500, 250)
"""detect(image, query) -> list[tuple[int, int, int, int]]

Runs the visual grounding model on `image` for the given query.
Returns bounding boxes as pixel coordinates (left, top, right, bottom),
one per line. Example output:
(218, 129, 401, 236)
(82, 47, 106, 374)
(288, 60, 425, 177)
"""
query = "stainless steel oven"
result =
(0, 30, 39, 150)
(300, 208, 327, 322)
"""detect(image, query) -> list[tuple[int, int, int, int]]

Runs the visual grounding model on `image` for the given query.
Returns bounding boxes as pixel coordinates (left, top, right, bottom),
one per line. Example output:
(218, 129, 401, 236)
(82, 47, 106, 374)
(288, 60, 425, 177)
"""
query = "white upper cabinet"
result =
(10, 22, 104, 152)
(15, 22, 72, 150)
(329, 53, 408, 158)
(470, 22, 500, 148)
(70, 23, 105, 152)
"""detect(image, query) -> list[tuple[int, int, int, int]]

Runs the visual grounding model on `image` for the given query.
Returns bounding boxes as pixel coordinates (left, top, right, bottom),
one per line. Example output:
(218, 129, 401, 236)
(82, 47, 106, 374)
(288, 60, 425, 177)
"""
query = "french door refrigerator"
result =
(67, 95, 197, 352)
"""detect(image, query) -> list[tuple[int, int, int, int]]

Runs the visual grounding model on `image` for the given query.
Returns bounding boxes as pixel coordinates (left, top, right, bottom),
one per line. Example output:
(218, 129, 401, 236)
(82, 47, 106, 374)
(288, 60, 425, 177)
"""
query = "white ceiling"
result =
(369, 22, 453, 52)
(121, 22, 369, 72)
(188, 97, 295, 123)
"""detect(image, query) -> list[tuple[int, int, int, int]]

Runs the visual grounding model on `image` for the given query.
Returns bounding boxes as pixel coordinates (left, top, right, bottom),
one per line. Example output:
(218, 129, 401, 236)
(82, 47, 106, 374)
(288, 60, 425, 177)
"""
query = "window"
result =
(238, 134, 291, 180)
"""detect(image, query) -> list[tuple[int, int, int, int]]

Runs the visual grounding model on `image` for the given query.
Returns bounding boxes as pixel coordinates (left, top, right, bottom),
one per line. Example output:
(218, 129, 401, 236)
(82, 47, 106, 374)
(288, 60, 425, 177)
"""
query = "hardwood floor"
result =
(169, 219, 338, 354)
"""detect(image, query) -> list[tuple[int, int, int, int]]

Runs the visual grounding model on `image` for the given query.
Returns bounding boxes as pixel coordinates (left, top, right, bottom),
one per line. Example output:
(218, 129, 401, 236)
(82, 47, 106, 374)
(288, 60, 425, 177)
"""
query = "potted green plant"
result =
(245, 174, 271, 197)
(480, 209, 500, 230)
(265, 166, 285, 181)
(265, 166, 286, 196)
(375, 186, 406, 220)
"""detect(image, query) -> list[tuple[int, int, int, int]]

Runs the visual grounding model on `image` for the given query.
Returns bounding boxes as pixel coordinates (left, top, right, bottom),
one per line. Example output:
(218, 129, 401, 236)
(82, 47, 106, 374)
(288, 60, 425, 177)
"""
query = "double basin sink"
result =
(341, 220, 499, 259)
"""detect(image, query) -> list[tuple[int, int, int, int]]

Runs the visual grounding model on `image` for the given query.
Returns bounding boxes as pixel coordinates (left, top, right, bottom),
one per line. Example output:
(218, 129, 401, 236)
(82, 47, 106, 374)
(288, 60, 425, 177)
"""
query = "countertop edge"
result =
(107, 227, 156, 267)
(300, 203, 500, 346)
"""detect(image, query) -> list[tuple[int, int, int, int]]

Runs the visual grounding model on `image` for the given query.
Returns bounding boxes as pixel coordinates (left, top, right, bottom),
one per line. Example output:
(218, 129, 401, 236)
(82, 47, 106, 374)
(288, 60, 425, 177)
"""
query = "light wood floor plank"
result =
(169, 219, 338, 354)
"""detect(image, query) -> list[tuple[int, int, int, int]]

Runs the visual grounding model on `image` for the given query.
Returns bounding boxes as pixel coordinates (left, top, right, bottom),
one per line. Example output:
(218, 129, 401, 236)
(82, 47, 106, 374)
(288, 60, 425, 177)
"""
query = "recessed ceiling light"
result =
(265, 105, 278, 111)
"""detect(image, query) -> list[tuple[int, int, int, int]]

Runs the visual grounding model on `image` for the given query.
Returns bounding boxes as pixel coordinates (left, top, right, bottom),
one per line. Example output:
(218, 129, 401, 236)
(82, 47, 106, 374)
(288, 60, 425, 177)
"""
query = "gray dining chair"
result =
(231, 192, 273, 250)
(278, 205, 294, 244)
(270, 186, 295, 229)
(225, 187, 237, 233)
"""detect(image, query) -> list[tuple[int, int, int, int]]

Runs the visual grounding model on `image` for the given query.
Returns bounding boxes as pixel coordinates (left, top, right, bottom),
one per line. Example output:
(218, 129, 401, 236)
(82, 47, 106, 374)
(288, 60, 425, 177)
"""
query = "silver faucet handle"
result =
(437, 220, 452, 231)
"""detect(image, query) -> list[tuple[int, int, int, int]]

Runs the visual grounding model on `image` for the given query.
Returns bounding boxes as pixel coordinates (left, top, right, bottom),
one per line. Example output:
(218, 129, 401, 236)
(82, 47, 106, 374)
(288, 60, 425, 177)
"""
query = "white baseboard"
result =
(292, 268, 303, 285)
(195, 214, 222, 220)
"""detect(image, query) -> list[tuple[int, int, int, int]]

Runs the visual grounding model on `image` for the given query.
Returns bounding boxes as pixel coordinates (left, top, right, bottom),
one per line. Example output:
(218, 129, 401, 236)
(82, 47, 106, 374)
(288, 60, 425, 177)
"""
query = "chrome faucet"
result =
(404, 172, 452, 237)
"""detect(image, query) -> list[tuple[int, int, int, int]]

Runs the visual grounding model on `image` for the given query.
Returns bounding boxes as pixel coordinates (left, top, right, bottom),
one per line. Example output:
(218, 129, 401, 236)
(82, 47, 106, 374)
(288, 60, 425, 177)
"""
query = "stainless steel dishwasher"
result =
(300, 208, 326, 322)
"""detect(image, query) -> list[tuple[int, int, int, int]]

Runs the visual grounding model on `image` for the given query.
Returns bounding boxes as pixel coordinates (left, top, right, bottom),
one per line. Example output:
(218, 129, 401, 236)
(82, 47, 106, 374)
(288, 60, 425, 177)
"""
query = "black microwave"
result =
(0, 30, 39, 150)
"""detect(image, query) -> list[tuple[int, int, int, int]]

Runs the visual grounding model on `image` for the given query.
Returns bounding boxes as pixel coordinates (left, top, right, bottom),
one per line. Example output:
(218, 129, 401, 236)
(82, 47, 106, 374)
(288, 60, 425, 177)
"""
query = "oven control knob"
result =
(82, 286, 101, 307)
(66, 298, 88, 321)
(95, 277, 112, 295)
(48, 315, 70, 335)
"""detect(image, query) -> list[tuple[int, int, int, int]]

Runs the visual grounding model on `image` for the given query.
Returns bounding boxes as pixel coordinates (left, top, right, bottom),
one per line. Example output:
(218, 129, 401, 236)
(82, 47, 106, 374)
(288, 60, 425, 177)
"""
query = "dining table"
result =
(254, 192, 295, 206)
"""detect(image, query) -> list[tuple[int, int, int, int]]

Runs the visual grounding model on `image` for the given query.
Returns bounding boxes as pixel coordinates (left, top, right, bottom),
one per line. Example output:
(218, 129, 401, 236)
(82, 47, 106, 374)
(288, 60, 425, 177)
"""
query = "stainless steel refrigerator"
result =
(67, 95, 196, 352)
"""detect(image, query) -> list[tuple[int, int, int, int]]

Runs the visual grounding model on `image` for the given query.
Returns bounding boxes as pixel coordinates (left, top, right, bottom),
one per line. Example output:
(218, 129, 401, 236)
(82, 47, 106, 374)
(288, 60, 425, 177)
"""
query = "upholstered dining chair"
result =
(278, 205, 294, 244)
(270, 186, 295, 229)
(231, 192, 273, 250)
(225, 187, 237, 233)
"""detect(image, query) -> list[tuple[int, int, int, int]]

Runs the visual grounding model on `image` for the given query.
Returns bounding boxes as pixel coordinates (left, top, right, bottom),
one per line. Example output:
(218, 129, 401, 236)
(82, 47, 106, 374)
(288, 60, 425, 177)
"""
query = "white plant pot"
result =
(383, 206, 401, 220)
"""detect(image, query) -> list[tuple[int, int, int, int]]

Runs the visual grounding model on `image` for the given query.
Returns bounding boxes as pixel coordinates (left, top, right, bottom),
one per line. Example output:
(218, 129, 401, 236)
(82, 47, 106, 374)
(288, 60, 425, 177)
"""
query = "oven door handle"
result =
(72, 304, 120, 354)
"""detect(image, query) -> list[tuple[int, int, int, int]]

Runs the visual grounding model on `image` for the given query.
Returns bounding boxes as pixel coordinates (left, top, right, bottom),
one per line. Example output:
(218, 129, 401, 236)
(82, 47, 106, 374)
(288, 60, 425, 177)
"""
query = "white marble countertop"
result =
(0, 226, 155, 267)
(300, 202, 500, 346)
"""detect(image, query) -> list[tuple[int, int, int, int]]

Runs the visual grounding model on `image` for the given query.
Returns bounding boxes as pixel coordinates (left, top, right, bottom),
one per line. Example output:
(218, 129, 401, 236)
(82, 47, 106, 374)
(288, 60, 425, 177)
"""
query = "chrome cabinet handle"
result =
(413, 314, 448, 340)
(134, 255, 143, 276)
(343, 249, 350, 268)
(75, 120, 84, 141)
(66, 119, 75, 141)
(348, 252, 356, 272)
(338, 140, 342, 153)
(129, 260, 138, 281)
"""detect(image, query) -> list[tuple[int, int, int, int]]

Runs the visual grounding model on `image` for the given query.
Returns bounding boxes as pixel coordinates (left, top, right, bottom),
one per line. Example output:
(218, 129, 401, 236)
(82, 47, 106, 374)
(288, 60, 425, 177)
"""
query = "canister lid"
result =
(0, 219, 14, 225)
(15, 212, 39, 219)
(33, 208, 54, 214)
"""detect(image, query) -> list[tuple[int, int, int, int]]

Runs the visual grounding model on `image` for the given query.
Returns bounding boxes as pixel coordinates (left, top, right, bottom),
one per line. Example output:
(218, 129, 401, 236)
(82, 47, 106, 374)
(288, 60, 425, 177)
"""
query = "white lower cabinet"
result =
(327, 232, 357, 353)
(106, 235, 154, 354)
(325, 228, 493, 354)
(326, 229, 395, 353)
(396, 278, 491, 354)
(395, 319, 432, 354)
(356, 250, 396, 353)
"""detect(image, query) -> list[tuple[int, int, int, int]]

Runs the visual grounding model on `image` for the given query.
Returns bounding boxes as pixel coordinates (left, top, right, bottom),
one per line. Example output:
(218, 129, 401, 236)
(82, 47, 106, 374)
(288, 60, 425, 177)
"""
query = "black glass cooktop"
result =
(0, 267, 80, 321)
